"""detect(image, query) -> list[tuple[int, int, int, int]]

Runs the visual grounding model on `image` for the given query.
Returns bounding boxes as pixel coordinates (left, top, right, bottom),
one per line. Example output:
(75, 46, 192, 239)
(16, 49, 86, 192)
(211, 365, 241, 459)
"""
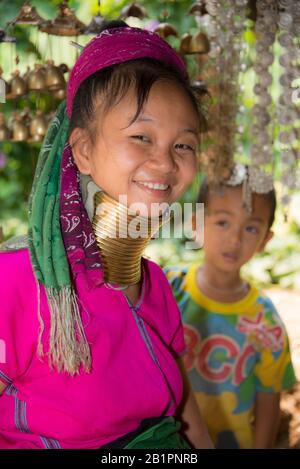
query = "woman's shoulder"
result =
(143, 257, 175, 286)
(0, 235, 35, 287)
(142, 258, 174, 296)
(143, 257, 165, 275)
(143, 258, 189, 302)
(0, 236, 42, 380)
(0, 236, 40, 333)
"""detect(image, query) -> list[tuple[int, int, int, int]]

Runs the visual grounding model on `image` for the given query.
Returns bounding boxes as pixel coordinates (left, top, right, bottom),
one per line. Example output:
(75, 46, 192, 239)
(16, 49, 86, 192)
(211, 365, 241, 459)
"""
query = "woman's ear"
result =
(69, 128, 92, 175)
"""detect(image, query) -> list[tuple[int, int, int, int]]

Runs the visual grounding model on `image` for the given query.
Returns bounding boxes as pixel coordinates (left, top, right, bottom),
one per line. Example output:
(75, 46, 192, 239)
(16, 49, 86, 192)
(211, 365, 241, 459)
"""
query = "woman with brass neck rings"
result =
(0, 21, 212, 449)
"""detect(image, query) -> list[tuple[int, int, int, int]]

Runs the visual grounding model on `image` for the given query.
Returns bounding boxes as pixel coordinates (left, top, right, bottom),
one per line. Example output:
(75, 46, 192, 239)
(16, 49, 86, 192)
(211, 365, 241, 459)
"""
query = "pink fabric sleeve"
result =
(0, 250, 39, 385)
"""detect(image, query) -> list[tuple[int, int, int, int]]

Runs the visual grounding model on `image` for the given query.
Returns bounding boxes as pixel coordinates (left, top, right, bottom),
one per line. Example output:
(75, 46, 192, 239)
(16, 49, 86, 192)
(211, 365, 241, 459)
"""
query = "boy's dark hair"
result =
(197, 177, 277, 229)
(69, 21, 207, 141)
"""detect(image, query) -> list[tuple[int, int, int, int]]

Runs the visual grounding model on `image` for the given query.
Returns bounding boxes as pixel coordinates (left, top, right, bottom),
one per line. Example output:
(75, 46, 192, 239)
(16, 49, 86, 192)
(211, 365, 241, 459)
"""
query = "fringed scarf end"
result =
(44, 286, 92, 375)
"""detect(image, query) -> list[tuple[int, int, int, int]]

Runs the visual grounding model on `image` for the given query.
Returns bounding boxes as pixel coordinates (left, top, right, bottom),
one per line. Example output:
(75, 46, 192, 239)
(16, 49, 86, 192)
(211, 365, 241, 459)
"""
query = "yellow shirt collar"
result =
(184, 264, 259, 314)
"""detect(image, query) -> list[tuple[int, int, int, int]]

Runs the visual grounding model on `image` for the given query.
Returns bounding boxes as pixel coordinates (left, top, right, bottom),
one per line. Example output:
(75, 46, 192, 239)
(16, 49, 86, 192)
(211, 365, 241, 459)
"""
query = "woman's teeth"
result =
(138, 182, 169, 190)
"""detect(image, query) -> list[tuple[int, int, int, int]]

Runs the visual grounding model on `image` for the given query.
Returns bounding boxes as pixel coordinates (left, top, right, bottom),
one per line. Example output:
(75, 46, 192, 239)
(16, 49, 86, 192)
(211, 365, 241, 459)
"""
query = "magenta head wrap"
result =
(66, 26, 188, 118)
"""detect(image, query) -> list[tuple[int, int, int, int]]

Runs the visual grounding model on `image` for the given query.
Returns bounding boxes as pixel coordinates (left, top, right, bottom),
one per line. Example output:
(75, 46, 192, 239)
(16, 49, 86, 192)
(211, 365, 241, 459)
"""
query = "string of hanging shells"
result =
(187, 0, 299, 206)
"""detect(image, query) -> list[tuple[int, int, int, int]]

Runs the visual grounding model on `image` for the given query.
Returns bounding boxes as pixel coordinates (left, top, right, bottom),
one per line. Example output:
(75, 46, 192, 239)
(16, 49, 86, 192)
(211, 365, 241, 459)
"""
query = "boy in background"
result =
(166, 164, 296, 448)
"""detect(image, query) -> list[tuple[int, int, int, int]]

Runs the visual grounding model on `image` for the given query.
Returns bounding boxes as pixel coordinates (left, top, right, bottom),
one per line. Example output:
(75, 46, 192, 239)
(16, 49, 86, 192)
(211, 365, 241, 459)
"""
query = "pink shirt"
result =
(0, 249, 186, 449)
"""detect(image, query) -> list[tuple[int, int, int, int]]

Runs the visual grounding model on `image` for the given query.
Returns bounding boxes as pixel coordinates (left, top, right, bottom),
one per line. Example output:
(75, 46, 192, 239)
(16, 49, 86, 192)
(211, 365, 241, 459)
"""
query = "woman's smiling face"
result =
(71, 80, 200, 217)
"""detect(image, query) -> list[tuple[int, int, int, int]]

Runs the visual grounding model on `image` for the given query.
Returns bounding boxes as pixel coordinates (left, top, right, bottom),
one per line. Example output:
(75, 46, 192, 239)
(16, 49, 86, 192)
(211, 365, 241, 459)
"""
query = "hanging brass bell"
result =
(180, 33, 193, 54)
(0, 113, 11, 141)
(7, 0, 45, 26)
(8, 70, 28, 98)
(44, 60, 66, 91)
(27, 64, 46, 91)
(189, 32, 210, 54)
(154, 23, 178, 39)
(11, 112, 29, 142)
(39, 1, 85, 36)
(188, 1, 207, 16)
(29, 110, 48, 142)
(59, 63, 69, 75)
(52, 88, 66, 100)
(121, 2, 148, 20)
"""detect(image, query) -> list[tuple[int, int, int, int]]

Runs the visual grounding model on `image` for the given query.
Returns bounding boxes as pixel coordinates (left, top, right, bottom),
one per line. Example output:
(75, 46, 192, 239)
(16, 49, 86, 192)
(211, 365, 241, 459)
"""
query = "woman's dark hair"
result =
(197, 177, 277, 229)
(69, 22, 207, 141)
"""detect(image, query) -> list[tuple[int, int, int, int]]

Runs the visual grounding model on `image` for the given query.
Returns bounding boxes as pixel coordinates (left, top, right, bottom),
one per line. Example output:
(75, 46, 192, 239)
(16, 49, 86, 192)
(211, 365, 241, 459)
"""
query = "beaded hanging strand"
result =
(200, 0, 248, 186)
(278, 0, 300, 210)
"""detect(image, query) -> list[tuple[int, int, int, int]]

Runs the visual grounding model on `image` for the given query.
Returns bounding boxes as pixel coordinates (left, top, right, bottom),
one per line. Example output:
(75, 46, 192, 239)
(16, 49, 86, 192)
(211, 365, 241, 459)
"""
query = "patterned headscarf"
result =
(28, 26, 188, 375)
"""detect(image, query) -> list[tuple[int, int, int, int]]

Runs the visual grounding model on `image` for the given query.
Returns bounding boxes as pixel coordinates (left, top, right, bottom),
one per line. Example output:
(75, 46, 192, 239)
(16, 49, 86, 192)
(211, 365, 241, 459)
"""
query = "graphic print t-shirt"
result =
(165, 264, 297, 448)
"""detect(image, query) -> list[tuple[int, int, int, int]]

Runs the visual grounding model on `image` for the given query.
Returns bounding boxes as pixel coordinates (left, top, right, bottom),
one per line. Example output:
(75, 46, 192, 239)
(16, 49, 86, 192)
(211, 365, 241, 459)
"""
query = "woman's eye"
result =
(175, 143, 195, 152)
(131, 135, 149, 143)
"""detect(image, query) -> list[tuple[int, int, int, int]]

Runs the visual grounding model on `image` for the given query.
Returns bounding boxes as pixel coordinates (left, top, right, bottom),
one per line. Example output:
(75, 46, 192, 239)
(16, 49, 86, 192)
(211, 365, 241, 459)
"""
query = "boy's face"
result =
(202, 186, 273, 273)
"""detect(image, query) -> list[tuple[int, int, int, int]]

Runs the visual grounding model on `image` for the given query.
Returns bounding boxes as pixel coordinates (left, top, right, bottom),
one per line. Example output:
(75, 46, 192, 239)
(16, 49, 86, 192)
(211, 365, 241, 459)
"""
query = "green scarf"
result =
(28, 102, 70, 288)
(28, 102, 91, 375)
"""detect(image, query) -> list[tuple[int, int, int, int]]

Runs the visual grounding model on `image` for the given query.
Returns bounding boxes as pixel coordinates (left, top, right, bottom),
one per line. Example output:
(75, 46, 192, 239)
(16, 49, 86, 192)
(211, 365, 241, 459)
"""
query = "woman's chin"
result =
(127, 197, 172, 219)
(129, 205, 167, 219)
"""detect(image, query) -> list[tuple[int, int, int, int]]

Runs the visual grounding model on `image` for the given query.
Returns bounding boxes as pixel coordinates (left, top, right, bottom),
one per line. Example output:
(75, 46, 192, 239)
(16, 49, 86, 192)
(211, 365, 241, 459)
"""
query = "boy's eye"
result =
(216, 220, 229, 228)
(246, 226, 259, 234)
(175, 143, 195, 152)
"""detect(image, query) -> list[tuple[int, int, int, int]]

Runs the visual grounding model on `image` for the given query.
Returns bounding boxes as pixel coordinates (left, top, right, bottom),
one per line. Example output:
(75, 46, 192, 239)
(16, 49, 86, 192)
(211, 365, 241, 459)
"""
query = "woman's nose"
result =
(148, 146, 177, 173)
